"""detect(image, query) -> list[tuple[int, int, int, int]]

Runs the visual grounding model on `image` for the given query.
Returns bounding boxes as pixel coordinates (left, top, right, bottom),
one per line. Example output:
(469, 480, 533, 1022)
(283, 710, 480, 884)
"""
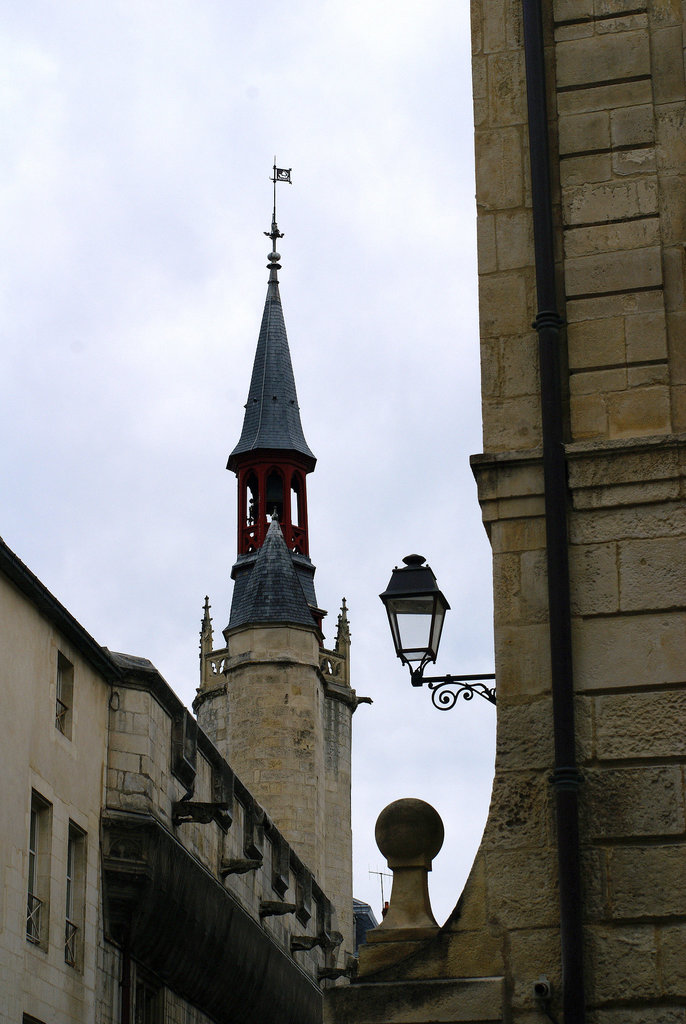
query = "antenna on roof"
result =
(265, 157, 291, 253)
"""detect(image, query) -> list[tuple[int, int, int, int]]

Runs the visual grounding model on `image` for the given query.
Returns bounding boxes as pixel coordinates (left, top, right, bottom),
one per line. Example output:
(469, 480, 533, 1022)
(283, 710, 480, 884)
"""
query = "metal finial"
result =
(264, 158, 291, 262)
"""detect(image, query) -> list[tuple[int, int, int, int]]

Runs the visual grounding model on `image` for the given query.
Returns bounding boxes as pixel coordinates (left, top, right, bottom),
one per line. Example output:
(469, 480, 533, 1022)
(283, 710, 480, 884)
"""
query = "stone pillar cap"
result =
(375, 798, 444, 869)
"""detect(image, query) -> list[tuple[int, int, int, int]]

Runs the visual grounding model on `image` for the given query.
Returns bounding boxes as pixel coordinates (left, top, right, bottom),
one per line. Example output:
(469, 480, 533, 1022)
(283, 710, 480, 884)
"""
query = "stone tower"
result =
(326, 1, 686, 1022)
(195, 216, 359, 955)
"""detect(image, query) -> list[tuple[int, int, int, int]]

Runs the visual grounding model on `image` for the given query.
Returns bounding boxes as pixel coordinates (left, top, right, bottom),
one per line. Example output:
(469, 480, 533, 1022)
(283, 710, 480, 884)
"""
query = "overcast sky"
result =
(1, 1, 495, 925)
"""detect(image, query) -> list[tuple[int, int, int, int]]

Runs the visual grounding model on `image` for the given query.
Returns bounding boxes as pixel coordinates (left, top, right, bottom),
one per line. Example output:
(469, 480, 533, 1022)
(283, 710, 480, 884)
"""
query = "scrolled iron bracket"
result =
(411, 671, 497, 709)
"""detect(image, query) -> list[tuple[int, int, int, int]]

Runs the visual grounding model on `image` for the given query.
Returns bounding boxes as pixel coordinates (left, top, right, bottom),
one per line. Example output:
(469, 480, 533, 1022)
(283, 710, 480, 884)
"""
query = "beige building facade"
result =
(326, 2, 686, 1022)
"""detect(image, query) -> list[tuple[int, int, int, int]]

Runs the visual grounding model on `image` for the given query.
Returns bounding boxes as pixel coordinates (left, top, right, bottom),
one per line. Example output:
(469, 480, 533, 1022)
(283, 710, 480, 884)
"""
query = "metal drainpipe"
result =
(520, 1, 586, 1021)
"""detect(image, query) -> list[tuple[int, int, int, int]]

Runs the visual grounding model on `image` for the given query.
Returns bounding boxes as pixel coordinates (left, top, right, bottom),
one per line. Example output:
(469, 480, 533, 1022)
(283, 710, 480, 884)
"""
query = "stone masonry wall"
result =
(105, 673, 336, 996)
(326, 3, 686, 1022)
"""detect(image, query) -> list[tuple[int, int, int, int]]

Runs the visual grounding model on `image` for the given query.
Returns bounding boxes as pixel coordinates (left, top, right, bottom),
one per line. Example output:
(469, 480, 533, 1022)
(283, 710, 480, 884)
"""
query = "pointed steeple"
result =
(228, 201, 316, 561)
(228, 232, 315, 471)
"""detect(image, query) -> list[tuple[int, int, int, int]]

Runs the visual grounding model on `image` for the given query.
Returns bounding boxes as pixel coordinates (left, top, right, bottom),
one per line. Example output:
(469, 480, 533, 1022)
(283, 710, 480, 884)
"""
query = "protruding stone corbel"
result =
(260, 901, 297, 919)
(290, 929, 343, 954)
(220, 857, 262, 877)
(318, 956, 357, 982)
(172, 801, 230, 827)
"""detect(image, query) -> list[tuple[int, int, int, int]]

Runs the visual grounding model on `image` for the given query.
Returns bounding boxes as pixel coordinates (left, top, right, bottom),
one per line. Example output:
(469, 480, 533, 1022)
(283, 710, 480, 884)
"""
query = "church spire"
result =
(228, 167, 316, 559)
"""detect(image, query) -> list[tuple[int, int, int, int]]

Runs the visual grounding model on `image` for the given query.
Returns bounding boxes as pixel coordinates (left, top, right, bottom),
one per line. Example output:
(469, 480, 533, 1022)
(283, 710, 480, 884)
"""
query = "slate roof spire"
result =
(227, 185, 315, 471)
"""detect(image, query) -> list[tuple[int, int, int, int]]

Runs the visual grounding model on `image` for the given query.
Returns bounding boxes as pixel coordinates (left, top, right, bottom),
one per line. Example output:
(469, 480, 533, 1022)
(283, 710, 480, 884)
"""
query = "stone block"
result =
(560, 152, 612, 188)
(562, 178, 658, 225)
(627, 363, 669, 387)
(567, 317, 625, 370)
(554, 0, 593, 22)
(477, 214, 497, 274)
(565, 247, 662, 297)
(663, 245, 686, 312)
(585, 925, 660, 1003)
(595, 10, 648, 31)
(573, 614, 686, 693)
(569, 502, 686, 545)
(556, 32, 651, 88)
(609, 845, 686, 917)
(481, 770, 551, 849)
(618, 535, 686, 610)
(607, 385, 671, 437)
(594, 687, 686, 757)
(494, 209, 534, 270)
(660, 924, 686, 995)
(564, 218, 660, 259)
(583, 767, 685, 839)
(570, 368, 626, 396)
(557, 79, 653, 115)
(489, 516, 546, 555)
(586, 1009, 686, 1024)
(567, 288, 664, 324)
(558, 110, 610, 155)
(481, 272, 528, 335)
(501, 334, 540, 397)
(475, 128, 524, 209)
(507, 927, 561, 1011)
(323, 977, 505, 1024)
(488, 52, 526, 126)
(484, 849, 559, 928)
(612, 146, 657, 176)
(495, 696, 554, 768)
(570, 392, 608, 439)
(610, 104, 655, 147)
(656, 108, 686, 172)
(569, 542, 619, 615)
(494, 622, 552, 697)
(625, 309, 668, 362)
(482, 395, 543, 451)
(651, 26, 686, 103)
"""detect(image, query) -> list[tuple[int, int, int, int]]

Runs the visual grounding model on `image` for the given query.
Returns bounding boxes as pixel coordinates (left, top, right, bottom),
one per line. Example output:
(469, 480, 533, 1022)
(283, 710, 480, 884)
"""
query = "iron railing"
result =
(65, 918, 78, 966)
(26, 892, 42, 943)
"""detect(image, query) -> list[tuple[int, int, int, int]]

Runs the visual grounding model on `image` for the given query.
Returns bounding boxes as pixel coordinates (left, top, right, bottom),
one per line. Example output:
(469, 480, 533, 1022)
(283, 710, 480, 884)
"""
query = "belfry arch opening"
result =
(266, 469, 284, 523)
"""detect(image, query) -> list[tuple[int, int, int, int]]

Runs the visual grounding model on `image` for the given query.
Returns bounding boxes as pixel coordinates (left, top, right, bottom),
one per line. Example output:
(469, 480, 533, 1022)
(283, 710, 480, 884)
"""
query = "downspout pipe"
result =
(520, 2, 586, 1021)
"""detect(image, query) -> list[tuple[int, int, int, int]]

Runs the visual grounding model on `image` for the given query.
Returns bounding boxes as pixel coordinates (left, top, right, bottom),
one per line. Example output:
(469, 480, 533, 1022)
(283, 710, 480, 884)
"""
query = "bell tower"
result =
(195, 170, 361, 956)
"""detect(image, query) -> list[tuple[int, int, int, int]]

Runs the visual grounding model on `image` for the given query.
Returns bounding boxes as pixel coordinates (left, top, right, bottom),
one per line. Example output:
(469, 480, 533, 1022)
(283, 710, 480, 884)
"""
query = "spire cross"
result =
(265, 158, 291, 252)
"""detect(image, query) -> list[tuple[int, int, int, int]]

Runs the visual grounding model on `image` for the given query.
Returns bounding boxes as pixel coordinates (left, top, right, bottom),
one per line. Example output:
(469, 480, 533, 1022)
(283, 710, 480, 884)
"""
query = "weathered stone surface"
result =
(585, 926, 660, 1002)
(610, 103, 655, 147)
(594, 688, 686, 756)
(556, 32, 650, 88)
(569, 542, 619, 615)
(564, 218, 660, 259)
(609, 846, 686, 917)
(565, 247, 662, 297)
(558, 110, 610, 155)
(583, 767, 685, 839)
(494, 622, 552, 697)
(567, 317, 625, 370)
(484, 849, 559, 928)
(481, 770, 551, 850)
(618, 535, 686, 610)
(606, 385, 672, 437)
(475, 129, 524, 209)
(660, 924, 686, 995)
(495, 696, 554, 769)
(562, 178, 658, 225)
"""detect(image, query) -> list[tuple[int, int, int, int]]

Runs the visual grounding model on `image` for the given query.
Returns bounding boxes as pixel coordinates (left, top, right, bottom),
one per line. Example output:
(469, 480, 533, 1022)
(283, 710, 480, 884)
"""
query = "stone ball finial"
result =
(375, 798, 444, 870)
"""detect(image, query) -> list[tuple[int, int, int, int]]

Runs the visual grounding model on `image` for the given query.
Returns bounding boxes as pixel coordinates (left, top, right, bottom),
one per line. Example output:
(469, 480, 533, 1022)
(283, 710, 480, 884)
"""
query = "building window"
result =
(65, 822, 86, 967)
(134, 970, 164, 1023)
(55, 652, 74, 738)
(27, 792, 51, 948)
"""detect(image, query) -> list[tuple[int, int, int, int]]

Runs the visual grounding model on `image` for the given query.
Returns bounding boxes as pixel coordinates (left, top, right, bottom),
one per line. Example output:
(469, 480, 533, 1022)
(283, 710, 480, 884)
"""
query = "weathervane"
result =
(265, 158, 292, 252)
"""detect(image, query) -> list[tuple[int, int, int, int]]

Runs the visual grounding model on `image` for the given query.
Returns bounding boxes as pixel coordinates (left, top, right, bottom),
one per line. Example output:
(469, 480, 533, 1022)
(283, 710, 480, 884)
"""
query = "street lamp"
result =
(380, 554, 496, 709)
